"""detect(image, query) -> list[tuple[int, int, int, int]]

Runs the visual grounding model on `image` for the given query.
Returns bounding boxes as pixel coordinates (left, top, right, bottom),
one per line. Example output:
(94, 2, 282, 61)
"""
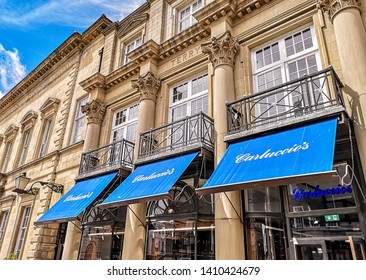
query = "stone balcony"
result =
(77, 139, 134, 180)
(136, 112, 215, 165)
(225, 66, 348, 142)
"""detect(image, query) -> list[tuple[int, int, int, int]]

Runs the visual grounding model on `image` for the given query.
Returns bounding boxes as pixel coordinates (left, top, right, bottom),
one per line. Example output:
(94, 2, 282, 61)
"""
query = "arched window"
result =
(146, 181, 214, 260)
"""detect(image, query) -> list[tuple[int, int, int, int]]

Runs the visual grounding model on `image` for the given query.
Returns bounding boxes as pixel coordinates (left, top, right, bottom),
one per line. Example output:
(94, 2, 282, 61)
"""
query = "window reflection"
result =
(146, 181, 214, 260)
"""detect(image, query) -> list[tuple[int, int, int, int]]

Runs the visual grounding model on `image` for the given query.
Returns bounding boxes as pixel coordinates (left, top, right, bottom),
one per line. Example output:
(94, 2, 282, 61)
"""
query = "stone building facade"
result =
(0, 0, 366, 260)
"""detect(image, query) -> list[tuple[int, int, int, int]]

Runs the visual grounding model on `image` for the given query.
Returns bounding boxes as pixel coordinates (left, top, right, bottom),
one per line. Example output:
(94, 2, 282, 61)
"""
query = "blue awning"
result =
(99, 153, 198, 208)
(196, 119, 338, 196)
(35, 172, 118, 225)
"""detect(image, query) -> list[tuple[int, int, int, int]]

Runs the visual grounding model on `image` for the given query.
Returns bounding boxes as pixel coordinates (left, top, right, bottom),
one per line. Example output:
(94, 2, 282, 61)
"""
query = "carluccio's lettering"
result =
(292, 185, 353, 201)
(235, 142, 309, 163)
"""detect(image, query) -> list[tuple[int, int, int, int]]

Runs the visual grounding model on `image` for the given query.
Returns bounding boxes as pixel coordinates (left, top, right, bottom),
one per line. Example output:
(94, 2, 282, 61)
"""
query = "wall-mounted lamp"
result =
(13, 172, 64, 195)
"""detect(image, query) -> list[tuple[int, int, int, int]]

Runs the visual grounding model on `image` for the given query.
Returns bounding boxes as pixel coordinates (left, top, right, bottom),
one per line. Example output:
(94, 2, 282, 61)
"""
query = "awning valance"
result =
(99, 153, 198, 208)
(196, 119, 338, 196)
(35, 172, 118, 225)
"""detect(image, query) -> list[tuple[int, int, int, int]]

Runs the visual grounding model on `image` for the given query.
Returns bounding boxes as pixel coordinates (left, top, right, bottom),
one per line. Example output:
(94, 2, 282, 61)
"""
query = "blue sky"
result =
(0, 0, 145, 98)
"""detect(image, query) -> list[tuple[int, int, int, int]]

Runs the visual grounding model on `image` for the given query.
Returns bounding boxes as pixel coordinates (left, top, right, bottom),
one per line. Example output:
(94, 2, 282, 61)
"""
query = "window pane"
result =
(172, 104, 187, 121)
(272, 43, 280, 62)
(285, 37, 295, 56)
(192, 74, 208, 95)
(71, 98, 87, 144)
(173, 83, 188, 103)
(2, 142, 13, 173)
(115, 109, 127, 126)
(178, 0, 202, 32)
(0, 211, 9, 245)
(15, 207, 31, 259)
(19, 131, 31, 165)
(39, 119, 52, 157)
(126, 123, 137, 143)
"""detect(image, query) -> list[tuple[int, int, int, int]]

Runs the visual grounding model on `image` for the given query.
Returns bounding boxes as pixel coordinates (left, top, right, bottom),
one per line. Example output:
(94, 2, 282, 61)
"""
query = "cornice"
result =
(194, 0, 237, 27)
(105, 64, 140, 89)
(236, 0, 316, 43)
(81, 14, 113, 45)
(128, 40, 160, 63)
(235, 0, 275, 18)
(0, 194, 16, 204)
(40, 97, 60, 113)
(117, 13, 149, 38)
(194, 0, 277, 27)
(103, 2, 150, 36)
(4, 124, 19, 141)
(0, 15, 112, 112)
(79, 73, 106, 92)
(20, 111, 38, 131)
(158, 25, 210, 60)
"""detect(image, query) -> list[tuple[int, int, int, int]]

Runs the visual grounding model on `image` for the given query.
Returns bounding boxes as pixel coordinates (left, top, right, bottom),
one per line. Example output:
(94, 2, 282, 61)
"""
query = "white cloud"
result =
(0, 44, 26, 98)
(0, 0, 146, 28)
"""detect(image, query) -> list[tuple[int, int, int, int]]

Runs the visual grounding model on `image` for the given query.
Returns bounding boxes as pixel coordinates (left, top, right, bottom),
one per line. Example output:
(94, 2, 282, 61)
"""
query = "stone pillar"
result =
(122, 71, 161, 260)
(202, 31, 245, 259)
(81, 99, 106, 152)
(61, 99, 105, 260)
(319, 0, 366, 181)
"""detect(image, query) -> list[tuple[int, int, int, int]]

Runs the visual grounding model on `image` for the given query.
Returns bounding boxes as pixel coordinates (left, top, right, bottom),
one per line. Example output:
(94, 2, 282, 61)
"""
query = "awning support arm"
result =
(223, 192, 244, 226)
(70, 220, 82, 232)
(127, 205, 147, 229)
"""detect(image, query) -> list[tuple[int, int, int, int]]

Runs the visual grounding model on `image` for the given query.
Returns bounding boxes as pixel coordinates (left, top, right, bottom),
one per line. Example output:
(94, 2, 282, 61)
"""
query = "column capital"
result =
(131, 71, 161, 102)
(81, 99, 106, 125)
(318, 0, 361, 22)
(202, 30, 239, 69)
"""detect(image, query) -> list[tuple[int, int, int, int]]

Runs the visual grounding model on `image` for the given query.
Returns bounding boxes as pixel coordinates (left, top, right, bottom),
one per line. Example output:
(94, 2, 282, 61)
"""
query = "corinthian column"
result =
(61, 99, 105, 260)
(122, 71, 161, 260)
(202, 31, 244, 260)
(318, 0, 366, 182)
(81, 99, 106, 152)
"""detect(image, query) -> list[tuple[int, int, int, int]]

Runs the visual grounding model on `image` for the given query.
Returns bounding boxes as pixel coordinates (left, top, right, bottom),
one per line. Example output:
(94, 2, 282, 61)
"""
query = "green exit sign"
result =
(325, 214, 340, 222)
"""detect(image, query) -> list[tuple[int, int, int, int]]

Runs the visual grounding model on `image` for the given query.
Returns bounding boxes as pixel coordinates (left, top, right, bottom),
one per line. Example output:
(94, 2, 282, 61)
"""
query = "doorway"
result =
(293, 237, 366, 260)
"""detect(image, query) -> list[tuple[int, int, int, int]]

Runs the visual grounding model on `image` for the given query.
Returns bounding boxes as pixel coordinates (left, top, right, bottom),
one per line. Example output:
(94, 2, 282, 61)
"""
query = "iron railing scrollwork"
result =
(138, 112, 214, 159)
(79, 139, 134, 175)
(227, 67, 345, 134)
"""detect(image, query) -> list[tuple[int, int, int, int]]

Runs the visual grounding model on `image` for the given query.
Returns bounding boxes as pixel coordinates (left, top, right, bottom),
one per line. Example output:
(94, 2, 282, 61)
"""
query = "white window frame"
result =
(18, 130, 31, 166)
(124, 37, 143, 65)
(178, 0, 204, 33)
(70, 97, 88, 144)
(111, 103, 139, 144)
(39, 119, 52, 158)
(0, 210, 9, 248)
(251, 25, 322, 119)
(169, 73, 209, 121)
(1, 141, 13, 173)
(14, 206, 31, 259)
(253, 25, 320, 84)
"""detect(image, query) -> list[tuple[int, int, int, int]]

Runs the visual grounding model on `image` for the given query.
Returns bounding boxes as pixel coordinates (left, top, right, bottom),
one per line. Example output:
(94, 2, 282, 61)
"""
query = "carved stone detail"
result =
(81, 99, 106, 125)
(202, 30, 239, 69)
(131, 72, 161, 102)
(318, 0, 361, 22)
(4, 124, 19, 142)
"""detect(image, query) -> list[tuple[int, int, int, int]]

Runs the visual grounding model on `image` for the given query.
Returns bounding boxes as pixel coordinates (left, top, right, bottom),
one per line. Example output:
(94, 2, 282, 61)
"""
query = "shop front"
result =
(197, 118, 366, 260)
(35, 172, 125, 260)
(99, 152, 215, 260)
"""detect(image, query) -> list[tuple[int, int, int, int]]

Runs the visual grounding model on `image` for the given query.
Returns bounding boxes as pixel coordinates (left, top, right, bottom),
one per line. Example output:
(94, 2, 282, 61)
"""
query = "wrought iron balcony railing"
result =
(138, 112, 214, 160)
(79, 139, 134, 176)
(227, 67, 345, 135)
